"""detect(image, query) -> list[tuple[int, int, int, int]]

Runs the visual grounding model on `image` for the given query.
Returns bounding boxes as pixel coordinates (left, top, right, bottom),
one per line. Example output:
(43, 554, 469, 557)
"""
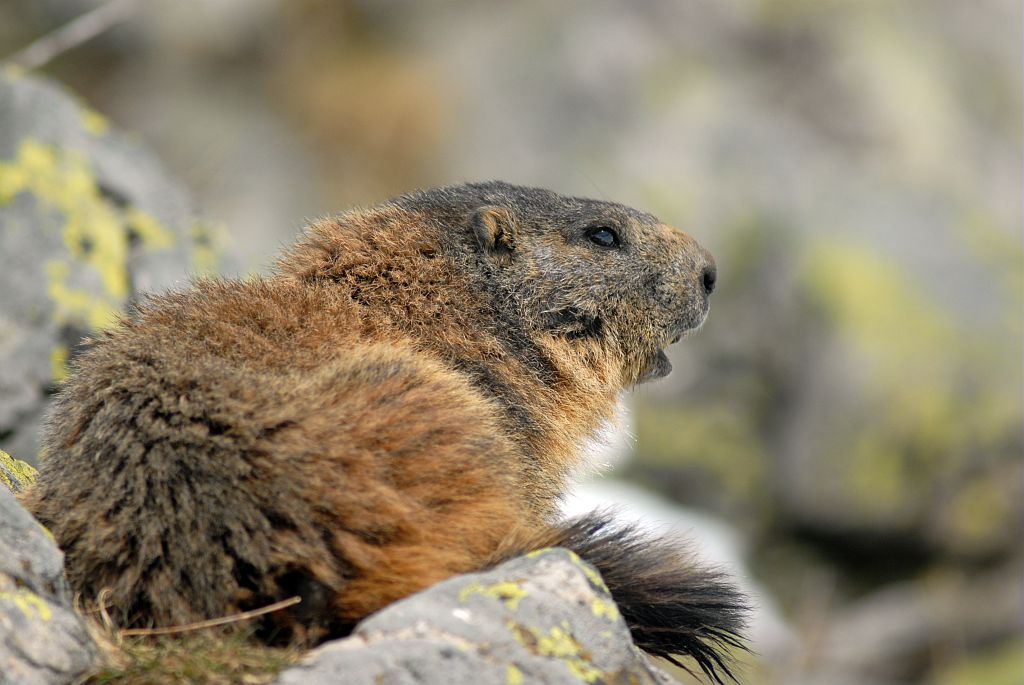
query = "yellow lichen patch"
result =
(38, 523, 56, 543)
(58, 172, 129, 299)
(506, 664, 524, 685)
(0, 139, 137, 329)
(0, 588, 53, 621)
(0, 138, 183, 331)
(50, 344, 70, 383)
(590, 597, 619, 621)
(524, 548, 611, 595)
(507, 621, 604, 683)
(189, 220, 228, 276)
(564, 660, 604, 683)
(46, 260, 121, 331)
(0, 154, 28, 203)
(0, 449, 39, 491)
(575, 562, 610, 596)
(125, 207, 175, 250)
(526, 547, 583, 567)
(536, 624, 584, 659)
(458, 581, 529, 611)
(81, 108, 110, 136)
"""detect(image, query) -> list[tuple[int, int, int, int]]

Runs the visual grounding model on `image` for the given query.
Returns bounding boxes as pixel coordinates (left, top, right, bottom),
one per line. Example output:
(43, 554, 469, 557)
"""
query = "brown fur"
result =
(23, 182, 740, 676)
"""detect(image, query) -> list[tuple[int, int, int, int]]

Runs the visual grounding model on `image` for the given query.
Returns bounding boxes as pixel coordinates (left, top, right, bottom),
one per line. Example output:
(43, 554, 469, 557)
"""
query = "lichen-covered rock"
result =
(0, 70, 228, 465)
(0, 483, 97, 684)
(0, 448, 37, 494)
(275, 548, 676, 685)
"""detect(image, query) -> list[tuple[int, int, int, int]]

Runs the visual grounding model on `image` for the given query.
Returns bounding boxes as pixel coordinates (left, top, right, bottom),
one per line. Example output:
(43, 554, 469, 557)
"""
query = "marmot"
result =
(23, 182, 745, 680)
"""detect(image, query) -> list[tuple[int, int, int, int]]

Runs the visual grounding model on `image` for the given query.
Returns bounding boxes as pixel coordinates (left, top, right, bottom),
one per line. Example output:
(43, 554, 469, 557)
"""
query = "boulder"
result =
(0, 473, 97, 685)
(275, 548, 676, 685)
(0, 70, 226, 465)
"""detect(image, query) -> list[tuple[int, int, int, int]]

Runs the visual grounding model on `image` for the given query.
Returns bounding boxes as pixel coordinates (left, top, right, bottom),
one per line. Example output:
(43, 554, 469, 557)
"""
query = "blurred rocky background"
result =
(0, 1, 1020, 684)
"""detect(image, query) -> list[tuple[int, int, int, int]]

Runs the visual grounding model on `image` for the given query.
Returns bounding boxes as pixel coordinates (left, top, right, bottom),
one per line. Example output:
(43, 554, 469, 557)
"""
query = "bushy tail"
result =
(491, 511, 748, 684)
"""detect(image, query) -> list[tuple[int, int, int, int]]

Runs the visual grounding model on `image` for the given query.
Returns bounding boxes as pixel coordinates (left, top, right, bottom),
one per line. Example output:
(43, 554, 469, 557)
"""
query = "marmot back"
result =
(23, 182, 745, 681)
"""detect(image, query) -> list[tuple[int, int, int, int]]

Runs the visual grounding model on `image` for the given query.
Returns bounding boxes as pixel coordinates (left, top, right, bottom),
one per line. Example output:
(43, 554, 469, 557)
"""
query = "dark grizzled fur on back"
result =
(392, 181, 658, 227)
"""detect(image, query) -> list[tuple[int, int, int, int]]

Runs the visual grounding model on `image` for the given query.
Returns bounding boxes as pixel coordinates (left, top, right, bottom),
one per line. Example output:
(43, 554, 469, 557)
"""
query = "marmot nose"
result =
(701, 264, 717, 295)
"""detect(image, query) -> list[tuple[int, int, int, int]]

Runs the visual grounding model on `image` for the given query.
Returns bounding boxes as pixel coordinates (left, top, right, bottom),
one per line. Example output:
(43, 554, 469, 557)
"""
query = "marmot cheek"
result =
(666, 282, 710, 335)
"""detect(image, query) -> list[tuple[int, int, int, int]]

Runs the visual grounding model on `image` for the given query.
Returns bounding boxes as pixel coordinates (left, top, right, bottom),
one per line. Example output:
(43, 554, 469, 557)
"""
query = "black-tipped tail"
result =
(494, 511, 749, 683)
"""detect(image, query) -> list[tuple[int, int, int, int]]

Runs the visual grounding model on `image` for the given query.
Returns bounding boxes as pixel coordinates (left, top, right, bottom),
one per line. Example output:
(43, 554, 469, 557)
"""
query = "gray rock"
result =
(275, 548, 675, 685)
(0, 486, 97, 685)
(0, 71, 227, 465)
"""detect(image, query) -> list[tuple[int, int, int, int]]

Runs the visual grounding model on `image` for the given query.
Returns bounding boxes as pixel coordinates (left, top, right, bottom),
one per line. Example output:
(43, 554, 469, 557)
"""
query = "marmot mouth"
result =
(637, 321, 698, 383)
(637, 349, 672, 383)
(667, 314, 704, 347)
(664, 328, 687, 348)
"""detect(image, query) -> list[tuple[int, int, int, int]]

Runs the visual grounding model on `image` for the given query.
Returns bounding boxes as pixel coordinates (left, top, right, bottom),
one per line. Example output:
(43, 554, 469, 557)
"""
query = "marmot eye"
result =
(586, 227, 619, 248)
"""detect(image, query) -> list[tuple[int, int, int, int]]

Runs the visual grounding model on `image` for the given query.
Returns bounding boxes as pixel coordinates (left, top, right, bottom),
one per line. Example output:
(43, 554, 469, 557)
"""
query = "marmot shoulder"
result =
(23, 181, 744, 680)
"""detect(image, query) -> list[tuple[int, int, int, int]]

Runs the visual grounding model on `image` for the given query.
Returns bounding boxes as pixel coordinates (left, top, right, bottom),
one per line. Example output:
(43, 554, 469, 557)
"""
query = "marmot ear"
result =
(472, 206, 517, 266)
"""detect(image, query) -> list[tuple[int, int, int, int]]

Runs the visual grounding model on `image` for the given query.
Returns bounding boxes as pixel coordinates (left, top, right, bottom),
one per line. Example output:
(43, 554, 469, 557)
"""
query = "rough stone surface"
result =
(0, 483, 97, 685)
(275, 548, 676, 685)
(0, 448, 36, 494)
(0, 70, 227, 465)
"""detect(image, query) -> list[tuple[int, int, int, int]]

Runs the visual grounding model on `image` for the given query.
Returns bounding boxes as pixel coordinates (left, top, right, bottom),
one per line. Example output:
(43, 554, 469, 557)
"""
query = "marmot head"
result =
(281, 182, 715, 389)
(414, 182, 716, 387)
